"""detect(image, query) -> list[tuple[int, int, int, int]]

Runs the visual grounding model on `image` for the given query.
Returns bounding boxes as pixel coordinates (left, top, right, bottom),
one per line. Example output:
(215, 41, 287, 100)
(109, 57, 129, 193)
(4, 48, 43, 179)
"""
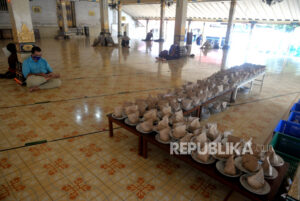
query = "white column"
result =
(118, 2, 122, 37)
(7, 0, 35, 83)
(60, 0, 69, 34)
(174, 0, 188, 46)
(100, 0, 110, 33)
(223, 0, 237, 49)
(158, 0, 165, 41)
(146, 19, 149, 35)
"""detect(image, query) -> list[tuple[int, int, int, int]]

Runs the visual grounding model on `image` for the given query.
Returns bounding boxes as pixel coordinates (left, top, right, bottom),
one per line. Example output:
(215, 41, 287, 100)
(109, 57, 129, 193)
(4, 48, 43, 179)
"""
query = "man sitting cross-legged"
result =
(22, 46, 61, 92)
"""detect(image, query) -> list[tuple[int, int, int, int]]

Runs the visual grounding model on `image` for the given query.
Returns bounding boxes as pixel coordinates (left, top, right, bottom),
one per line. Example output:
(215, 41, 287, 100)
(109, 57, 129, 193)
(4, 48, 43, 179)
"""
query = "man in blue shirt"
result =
(22, 46, 61, 92)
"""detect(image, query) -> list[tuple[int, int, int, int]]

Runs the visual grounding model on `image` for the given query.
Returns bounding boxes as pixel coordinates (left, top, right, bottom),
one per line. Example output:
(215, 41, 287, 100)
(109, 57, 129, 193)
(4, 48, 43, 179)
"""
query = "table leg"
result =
(260, 74, 265, 93)
(138, 135, 143, 156)
(223, 189, 234, 201)
(230, 88, 238, 103)
(108, 118, 113, 137)
(198, 106, 202, 120)
(142, 137, 148, 159)
(249, 81, 253, 92)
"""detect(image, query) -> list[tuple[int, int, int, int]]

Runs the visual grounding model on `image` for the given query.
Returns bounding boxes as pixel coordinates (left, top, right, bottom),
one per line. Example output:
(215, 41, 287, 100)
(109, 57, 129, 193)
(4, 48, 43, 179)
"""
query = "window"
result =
(0, 0, 8, 11)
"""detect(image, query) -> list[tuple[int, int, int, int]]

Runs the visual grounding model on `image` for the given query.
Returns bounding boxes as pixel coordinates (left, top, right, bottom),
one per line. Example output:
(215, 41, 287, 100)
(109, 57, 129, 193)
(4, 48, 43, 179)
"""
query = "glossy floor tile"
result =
(0, 38, 300, 200)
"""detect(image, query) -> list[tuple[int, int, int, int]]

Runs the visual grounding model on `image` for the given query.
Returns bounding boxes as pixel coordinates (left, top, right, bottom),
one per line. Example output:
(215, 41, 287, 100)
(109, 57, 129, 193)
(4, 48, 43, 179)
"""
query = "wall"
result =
(0, 0, 137, 39)
(30, 0, 57, 26)
(0, 11, 10, 28)
(75, 1, 100, 27)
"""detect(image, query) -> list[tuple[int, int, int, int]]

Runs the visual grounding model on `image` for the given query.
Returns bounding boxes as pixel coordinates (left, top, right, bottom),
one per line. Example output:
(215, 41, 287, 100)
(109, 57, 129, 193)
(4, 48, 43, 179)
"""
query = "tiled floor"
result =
(0, 38, 299, 201)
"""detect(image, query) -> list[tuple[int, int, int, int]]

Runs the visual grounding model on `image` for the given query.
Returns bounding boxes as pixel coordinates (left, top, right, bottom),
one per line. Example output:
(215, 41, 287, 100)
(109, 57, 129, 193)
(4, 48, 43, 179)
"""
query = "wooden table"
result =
(142, 133, 289, 201)
(107, 115, 288, 201)
(107, 114, 143, 156)
(288, 165, 300, 200)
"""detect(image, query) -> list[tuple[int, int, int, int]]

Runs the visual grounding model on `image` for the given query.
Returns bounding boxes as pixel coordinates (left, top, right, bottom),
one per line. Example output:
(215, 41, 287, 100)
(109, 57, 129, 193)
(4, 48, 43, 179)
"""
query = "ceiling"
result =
(122, 0, 300, 24)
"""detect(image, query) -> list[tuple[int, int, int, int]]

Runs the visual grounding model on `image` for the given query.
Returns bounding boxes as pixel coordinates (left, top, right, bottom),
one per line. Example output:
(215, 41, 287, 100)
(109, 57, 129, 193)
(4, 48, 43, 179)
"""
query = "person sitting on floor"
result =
(156, 44, 181, 61)
(0, 43, 18, 79)
(121, 32, 130, 48)
(105, 33, 115, 46)
(22, 46, 61, 92)
(93, 32, 106, 46)
(201, 40, 212, 49)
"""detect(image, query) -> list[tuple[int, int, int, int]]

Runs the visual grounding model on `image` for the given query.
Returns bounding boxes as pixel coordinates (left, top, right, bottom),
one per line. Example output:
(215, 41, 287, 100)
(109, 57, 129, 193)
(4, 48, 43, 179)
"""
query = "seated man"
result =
(121, 32, 130, 48)
(0, 43, 18, 79)
(22, 46, 61, 92)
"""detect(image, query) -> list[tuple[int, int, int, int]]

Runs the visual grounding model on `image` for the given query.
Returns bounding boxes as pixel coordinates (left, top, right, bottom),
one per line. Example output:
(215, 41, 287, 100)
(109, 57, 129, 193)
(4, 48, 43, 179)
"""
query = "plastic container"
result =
(270, 133, 300, 178)
(288, 111, 300, 124)
(274, 120, 300, 138)
(290, 103, 300, 113)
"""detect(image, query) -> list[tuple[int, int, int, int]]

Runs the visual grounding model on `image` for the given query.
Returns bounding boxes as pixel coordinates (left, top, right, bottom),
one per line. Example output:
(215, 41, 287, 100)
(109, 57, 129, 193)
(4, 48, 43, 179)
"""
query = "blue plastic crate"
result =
(288, 111, 300, 124)
(274, 120, 300, 138)
(290, 103, 300, 113)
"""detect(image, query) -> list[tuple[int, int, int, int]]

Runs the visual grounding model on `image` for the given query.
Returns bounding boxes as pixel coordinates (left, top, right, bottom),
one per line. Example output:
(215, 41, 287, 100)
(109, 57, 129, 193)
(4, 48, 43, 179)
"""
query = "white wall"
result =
(0, 11, 10, 27)
(30, 0, 57, 26)
(0, 0, 137, 39)
(75, 1, 100, 27)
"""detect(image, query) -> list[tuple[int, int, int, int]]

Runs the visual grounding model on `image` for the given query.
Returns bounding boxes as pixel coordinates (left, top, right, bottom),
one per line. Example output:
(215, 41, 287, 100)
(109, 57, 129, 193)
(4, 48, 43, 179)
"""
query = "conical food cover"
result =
(224, 155, 236, 176)
(173, 125, 186, 138)
(247, 168, 265, 189)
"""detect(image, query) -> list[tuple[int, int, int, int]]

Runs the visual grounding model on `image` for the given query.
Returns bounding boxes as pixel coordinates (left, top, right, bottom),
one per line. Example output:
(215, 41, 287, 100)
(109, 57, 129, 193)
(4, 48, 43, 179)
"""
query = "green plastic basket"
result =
(270, 132, 300, 179)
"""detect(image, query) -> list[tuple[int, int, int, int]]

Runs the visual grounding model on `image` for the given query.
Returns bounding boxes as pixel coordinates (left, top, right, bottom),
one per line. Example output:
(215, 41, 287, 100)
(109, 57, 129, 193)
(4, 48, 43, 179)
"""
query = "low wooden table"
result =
(107, 114, 143, 156)
(142, 133, 289, 201)
(288, 165, 300, 200)
(107, 114, 288, 201)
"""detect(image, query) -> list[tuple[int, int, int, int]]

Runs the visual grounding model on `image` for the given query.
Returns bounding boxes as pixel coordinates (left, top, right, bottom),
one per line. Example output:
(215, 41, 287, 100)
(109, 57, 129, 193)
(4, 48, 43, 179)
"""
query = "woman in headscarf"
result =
(0, 43, 18, 79)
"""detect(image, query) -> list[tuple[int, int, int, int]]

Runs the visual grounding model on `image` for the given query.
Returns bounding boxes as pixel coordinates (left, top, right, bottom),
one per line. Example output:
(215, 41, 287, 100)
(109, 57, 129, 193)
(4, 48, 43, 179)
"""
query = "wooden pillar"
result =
(100, 0, 110, 33)
(7, 0, 35, 84)
(174, 0, 188, 46)
(118, 1, 122, 37)
(158, 0, 165, 41)
(223, 0, 237, 49)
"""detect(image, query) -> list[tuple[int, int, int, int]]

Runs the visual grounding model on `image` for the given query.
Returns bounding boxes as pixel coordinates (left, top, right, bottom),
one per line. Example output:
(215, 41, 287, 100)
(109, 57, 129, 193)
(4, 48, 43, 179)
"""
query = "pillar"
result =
(223, 0, 237, 49)
(174, 0, 188, 47)
(165, 19, 168, 40)
(56, 0, 69, 38)
(202, 22, 206, 43)
(249, 22, 255, 37)
(146, 19, 149, 35)
(187, 20, 191, 32)
(7, 0, 35, 84)
(117, 1, 122, 37)
(100, 0, 110, 33)
(158, 0, 165, 41)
